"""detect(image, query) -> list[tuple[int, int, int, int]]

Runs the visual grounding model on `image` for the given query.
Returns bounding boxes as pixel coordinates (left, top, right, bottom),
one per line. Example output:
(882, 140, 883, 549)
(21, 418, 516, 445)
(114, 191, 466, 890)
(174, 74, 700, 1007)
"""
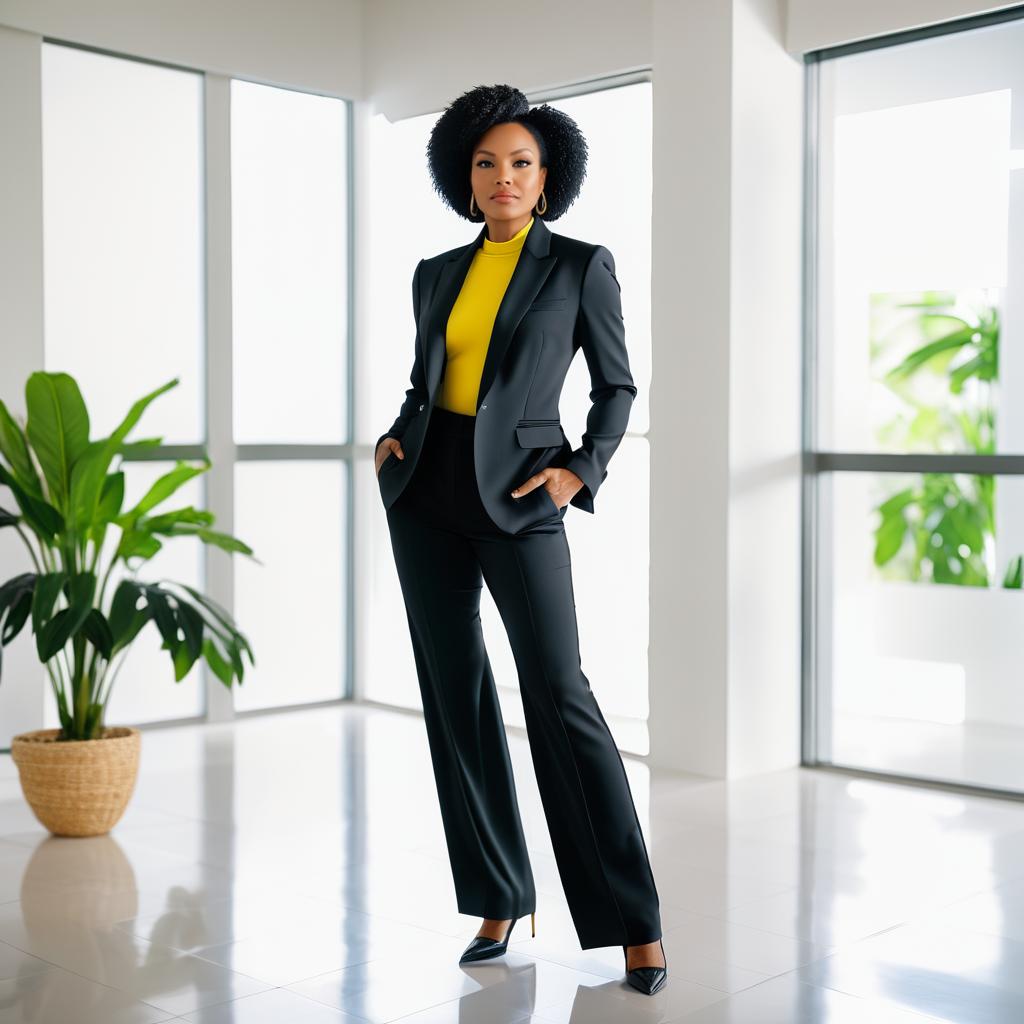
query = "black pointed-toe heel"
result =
(623, 938, 668, 995)
(459, 911, 536, 964)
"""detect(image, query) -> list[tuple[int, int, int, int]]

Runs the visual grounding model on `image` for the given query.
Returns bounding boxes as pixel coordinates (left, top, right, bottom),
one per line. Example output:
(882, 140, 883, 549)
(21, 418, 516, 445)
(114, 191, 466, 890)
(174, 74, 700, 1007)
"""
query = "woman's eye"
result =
(475, 159, 531, 168)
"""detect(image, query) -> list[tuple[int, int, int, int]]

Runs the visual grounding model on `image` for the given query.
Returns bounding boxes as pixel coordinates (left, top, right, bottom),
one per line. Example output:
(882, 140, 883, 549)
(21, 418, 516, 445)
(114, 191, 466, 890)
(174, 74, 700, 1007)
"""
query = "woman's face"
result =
(470, 121, 547, 222)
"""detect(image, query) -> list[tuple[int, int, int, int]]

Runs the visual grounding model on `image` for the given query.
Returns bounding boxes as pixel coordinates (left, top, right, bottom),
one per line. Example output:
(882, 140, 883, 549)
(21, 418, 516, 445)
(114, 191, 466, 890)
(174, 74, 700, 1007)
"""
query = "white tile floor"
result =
(0, 703, 1023, 1022)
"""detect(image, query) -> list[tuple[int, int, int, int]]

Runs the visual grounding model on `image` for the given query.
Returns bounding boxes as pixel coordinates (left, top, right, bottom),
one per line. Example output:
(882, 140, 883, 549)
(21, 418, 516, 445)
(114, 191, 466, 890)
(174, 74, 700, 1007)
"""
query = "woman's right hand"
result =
(375, 437, 405, 477)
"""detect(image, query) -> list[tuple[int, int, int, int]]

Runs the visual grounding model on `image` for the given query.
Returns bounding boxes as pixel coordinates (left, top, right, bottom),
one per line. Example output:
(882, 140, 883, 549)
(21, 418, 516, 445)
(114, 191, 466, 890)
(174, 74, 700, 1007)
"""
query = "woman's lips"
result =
(492, 194, 517, 202)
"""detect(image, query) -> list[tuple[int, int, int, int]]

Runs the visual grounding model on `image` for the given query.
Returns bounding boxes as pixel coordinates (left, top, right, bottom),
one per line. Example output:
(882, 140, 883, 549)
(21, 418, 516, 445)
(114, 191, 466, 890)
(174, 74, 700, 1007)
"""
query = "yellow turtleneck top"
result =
(436, 216, 534, 415)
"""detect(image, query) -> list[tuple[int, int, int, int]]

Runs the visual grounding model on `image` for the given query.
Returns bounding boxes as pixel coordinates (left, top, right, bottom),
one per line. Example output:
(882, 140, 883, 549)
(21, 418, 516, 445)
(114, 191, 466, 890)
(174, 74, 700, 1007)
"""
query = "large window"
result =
(41, 43, 206, 727)
(230, 80, 350, 446)
(41, 44, 205, 446)
(230, 80, 350, 711)
(366, 78, 654, 753)
(808, 12, 1024, 793)
(39, 43, 351, 727)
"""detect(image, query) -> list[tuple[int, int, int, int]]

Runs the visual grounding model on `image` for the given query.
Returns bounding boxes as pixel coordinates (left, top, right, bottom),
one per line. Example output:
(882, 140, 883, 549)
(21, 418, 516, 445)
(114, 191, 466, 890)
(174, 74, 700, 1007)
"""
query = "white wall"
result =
(0, 25, 45, 739)
(727, 0, 805, 777)
(647, 0, 733, 778)
(645, 0, 804, 780)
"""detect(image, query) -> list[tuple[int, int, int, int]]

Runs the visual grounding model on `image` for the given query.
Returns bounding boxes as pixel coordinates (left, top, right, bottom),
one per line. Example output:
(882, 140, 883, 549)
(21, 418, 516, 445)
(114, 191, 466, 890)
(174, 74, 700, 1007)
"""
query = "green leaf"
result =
(126, 513, 257, 562)
(0, 575, 36, 662)
(117, 437, 164, 456)
(1, 586, 33, 650)
(173, 582, 254, 664)
(874, 510, 907, 566)
(35, 572, 96, 661)
(877, 487, 916, 517)
(884, 325, 977, 382)
(68, 377, 178, 535)
(194, 528, 256, 559)
(177, 600, 204, 661)
(138, 506, 215, 532)
(108, 578, 140, 638)
(97, 472, 125, 524)
(172, 641, 194, 681)
(168, 592, 234, 651)
(1003, 555, 1023, 589)
(0, 400, 44, 499)
(32, 572, 66, 635)
(115, 530, 163, 564)
(949, 350, 996, 393)
(0, 464, 64, 541)
(108, 579, 150, 653)
(37, 608, 75, 661)
(24, 372, 90, 513)
(123, 460, 210, 519)
(141, 584, 180, 654)
(81, 608, 114, 660)
(226, 637, 245, 682)
(202, 636, 234, 686)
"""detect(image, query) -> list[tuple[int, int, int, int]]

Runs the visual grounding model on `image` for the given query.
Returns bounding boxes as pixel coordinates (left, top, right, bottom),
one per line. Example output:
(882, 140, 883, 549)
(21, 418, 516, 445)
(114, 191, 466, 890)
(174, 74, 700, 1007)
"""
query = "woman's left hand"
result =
(511, 467, 585, 510)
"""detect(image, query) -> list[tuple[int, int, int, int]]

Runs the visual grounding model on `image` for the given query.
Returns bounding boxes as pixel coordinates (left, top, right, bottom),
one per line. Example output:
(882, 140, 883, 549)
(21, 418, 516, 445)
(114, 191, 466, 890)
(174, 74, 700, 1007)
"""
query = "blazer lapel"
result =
(420, 216, 558, 410)
(419, 228, 483, 393)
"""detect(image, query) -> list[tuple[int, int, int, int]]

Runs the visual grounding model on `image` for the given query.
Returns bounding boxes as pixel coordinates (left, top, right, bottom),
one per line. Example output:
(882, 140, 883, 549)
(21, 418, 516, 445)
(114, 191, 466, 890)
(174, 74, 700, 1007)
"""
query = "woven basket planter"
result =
(10, 727, 141, 837)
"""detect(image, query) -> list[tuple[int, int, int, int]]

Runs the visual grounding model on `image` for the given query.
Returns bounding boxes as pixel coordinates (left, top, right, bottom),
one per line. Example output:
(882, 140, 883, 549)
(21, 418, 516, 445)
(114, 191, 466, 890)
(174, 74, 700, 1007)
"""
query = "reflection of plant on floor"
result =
(868, 289, 1020, 587)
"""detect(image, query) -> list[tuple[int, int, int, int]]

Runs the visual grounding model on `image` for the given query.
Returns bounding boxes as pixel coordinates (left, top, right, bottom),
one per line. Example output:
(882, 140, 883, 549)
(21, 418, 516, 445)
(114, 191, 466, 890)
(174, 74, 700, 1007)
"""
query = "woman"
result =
(375, 84, 667, 997)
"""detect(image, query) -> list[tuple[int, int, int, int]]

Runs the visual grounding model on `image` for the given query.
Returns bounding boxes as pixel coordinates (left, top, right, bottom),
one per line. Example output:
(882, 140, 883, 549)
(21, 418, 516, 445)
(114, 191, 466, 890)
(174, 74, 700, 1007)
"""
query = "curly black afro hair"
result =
(426, 83, 588, 223)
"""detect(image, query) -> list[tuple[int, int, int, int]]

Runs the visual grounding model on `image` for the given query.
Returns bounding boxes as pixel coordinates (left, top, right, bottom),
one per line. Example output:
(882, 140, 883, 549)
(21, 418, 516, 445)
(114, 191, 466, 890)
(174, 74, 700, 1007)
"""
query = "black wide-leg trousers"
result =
(383, 405, 662, 950)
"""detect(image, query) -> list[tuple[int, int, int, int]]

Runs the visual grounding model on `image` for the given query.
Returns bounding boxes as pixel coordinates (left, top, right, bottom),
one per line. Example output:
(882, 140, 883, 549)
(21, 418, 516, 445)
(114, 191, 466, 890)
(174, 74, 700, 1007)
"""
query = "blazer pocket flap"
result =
(528, 298, 568, 311)
(515, 423, 564, 448)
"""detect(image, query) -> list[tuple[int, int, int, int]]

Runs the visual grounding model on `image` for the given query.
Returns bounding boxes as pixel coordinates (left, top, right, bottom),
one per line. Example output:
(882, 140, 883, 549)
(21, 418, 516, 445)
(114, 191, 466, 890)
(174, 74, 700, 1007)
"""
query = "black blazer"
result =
(375, 214, 636, 535)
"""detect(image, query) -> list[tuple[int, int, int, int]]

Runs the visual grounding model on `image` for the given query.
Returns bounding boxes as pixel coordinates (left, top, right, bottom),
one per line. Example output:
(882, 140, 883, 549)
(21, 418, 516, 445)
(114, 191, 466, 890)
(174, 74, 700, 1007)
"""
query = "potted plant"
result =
(0, 371, 255, 837)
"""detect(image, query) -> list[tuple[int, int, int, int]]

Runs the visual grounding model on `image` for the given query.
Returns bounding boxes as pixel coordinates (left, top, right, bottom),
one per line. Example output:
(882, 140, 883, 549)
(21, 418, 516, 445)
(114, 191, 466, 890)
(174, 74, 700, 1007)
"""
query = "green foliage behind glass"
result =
(867, 290, 1018, 587)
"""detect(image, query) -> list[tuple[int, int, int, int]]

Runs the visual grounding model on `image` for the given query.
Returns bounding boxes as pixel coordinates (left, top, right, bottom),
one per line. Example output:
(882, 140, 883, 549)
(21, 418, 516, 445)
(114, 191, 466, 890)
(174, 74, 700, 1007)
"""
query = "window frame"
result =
(802, 4, 1024, 800)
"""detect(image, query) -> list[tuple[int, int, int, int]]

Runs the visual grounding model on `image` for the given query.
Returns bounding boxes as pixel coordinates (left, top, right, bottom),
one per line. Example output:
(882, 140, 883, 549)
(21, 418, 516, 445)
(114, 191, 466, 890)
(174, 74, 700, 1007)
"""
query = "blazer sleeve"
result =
(375, 258, 427, 453)
(563, 245, 638, 514)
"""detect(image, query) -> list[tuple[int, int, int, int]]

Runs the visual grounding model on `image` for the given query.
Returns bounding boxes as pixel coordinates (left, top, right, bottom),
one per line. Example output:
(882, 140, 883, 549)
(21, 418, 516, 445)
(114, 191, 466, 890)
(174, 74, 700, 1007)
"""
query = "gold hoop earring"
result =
(469, 193, 477, 217)
(535, 190, 547, 216)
